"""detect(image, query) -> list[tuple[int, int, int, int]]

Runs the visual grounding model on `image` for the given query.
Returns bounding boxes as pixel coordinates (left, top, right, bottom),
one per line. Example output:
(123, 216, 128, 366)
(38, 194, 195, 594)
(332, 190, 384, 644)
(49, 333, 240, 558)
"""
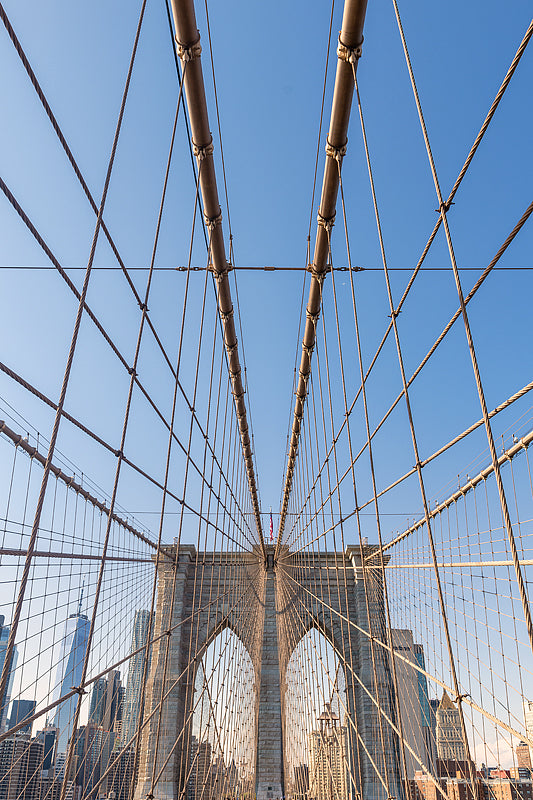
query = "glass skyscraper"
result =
(121, 610, 154, 747)
(89, 670, 123, 732)
(414, 642, 435, 769)
(0, 615, 18, 733)
(7, 699, 36, 734)
(52, 603, 90, 755)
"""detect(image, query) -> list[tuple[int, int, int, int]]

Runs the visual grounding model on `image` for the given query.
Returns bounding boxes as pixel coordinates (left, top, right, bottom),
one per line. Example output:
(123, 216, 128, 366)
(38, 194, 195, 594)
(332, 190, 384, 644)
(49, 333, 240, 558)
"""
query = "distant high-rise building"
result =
(0, 617, 19, 733)
(436, 691, 466, 762)
(392, 629, 428, 776)
(105, 746, 135, 800)
(0, 733, 43, 800)
(308, 705, 349, 800)
(524, 701, 533, 767)
(41, 764, 75, 800)
(508, 766, 533, 781)
(121, 611, 154, 747)
(516, 741, 532, 769)
(75, 722, 113, 800)
(7, 701, 36, 736)
(293, 763, 309, 800)
(115, 684, 125, 742)
(226, 759, 239, 798)
(429, 698, 439, 749)
(188, 739, 214, 800)
(35, 724, 58, 771)
(51, 595, 90, 756)
(211, 755, 229, 800)
(187, 735, 199, 800)
(89, 671, 123, 733)
(414, 643, 435, 770)
(198, 741, 214, 800)
(89, 680, 106, 726)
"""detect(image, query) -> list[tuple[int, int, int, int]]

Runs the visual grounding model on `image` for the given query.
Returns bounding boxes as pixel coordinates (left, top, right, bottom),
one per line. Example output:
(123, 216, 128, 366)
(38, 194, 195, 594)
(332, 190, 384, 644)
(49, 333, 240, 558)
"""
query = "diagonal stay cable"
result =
(285, 392, 533, 558)
(0, 3, 251, 540)
(353, 44, 477, 796)
(370, 427, 533, 557)
(282, 197, 533, 552)
(74, 572, 262, 800)
(276, 561, 533, 751)
(332, 171, 414, 791)
(281, 17, 533, 545)
(0, 574, 245, 744)
(0, 182, 253, 543)
(356, 375, 533, 522)
(0, 419, 164, 554)
(0, 0, 207, 366)
(0, 374, 254, 552)
(0, 0, 148, 717)
(390, 0, 533, 658)
(280, 0, 337, 525)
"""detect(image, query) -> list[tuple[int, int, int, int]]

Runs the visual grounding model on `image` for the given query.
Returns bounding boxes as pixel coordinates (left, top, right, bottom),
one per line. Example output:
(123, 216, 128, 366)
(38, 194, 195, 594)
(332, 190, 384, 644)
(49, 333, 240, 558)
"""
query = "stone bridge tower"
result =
(134, 544, 402, 800)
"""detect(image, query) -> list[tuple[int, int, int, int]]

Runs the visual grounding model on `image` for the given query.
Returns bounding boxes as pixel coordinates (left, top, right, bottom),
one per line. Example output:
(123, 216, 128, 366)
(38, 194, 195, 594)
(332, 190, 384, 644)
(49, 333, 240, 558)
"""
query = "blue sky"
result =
(1, 0, 531, 531)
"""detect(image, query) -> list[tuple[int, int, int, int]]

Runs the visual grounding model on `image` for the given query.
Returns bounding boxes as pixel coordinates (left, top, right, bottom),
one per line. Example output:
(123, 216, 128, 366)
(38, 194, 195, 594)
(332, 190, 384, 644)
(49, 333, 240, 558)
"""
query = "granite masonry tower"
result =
(134, 544, 402, 800)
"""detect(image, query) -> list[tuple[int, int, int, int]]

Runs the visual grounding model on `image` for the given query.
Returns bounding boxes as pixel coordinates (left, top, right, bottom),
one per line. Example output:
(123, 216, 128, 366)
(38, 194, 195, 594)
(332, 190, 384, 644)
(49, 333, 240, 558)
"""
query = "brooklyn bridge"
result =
(0, 2, 532, 800)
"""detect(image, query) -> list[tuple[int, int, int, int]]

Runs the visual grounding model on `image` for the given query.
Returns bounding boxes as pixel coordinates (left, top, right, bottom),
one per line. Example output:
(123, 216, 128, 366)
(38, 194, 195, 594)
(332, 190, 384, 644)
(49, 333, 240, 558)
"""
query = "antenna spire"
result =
(78, 579, 85, 615)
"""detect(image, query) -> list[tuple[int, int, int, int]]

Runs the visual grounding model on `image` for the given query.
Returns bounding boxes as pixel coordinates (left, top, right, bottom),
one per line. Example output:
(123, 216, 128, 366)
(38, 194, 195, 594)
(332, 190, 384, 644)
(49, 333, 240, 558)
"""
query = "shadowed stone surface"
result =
(256, 555, 283, 800)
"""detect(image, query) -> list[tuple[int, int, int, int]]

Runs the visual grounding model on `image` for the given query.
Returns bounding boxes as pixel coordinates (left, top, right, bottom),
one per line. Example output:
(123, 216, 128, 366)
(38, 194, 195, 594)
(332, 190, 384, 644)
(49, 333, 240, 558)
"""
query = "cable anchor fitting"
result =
(337, 36, 363, 63)
(317, 211, 335, 233)
(193, 139, 214, 162)
(326, 139, 347, 163)
(213, 265, 232, 283)
(219, 261, 234, 279)
(204, 209, 222, 232)
(307, 263, 331, 283)
(436, 200, 454, 214)
(219, 306, 234, 322)
(302, 342, 315, 358)
(306, 308, 321, 325)
(176, 35, 202, 63)
(226, 340, 239, 356)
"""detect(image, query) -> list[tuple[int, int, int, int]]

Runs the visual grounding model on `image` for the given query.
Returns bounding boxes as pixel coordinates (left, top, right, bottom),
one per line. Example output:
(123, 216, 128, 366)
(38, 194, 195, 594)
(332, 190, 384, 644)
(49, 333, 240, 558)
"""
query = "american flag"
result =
(269, 510, 274, 542)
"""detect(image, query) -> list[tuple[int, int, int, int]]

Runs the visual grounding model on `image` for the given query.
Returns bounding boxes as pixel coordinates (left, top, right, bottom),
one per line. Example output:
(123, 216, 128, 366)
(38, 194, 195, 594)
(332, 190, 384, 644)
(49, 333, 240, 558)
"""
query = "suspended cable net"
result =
(0, 2, 532, 800)
(0, 2, 264, 800)
(276, 2, 533, 800)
